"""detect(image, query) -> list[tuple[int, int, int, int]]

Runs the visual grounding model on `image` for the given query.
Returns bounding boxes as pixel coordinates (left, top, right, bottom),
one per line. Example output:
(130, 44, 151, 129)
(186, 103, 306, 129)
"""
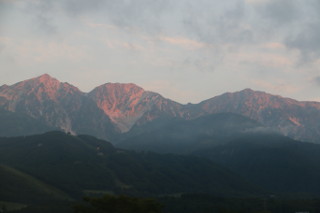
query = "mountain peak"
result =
(237, 88, 269, 96)
(100, 83, 145, 94)
(0, 74, 81, 103)
(240, 88, 255, 93)
(89, 82, 182, 132)
(24, 74, 82, 93)
(89, 83, 148, 130)
(32, 74, 60, 85)
(36, 73, 55, 80)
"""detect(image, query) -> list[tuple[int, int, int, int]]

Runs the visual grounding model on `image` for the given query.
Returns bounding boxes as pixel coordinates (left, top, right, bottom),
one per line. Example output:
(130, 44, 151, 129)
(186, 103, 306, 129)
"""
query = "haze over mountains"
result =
(2, 74, 320, 212)
(1, 74, 320, 144)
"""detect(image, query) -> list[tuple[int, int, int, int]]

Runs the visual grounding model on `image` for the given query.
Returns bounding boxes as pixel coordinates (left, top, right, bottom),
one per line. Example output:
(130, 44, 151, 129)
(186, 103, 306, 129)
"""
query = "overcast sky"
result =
(0, 0, 319, 103)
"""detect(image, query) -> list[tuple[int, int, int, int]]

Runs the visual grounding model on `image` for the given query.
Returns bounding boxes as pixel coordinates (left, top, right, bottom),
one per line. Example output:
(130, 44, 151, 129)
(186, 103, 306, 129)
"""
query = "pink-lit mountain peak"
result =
(90, 83, 147, 109)
(21, 74, 60, 87)
(208, 88, 302, 108)
(0, 74, 81, 101)
(89, 82, 183, 132)
(90, 83, 148, 114)
(36, 73, 56, 82)
(99, 83, 145, 95)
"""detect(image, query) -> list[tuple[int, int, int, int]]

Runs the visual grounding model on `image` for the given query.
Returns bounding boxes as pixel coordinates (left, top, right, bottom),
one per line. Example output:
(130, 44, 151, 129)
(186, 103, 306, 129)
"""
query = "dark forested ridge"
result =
(2, 131, 320, 212)
(195, 133, 320, 198)
(0, 132, 258, 206)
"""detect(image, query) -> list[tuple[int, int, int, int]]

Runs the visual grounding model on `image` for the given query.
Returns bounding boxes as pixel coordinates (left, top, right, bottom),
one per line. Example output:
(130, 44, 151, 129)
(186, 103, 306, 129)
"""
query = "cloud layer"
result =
(0, 0, 319, 103)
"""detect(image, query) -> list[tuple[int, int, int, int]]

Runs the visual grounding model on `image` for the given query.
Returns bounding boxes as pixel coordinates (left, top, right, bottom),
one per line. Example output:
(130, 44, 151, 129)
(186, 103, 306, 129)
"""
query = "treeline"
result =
(73, 194, 320, 213)
(160, 194, 320, 213)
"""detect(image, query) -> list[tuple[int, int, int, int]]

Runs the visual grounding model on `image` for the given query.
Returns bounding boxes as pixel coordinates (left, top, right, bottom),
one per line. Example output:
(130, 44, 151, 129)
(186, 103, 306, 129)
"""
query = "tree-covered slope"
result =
(195, 133, 320, 197)
(0, 132, 258, 202)
(0, 164, 71, 204)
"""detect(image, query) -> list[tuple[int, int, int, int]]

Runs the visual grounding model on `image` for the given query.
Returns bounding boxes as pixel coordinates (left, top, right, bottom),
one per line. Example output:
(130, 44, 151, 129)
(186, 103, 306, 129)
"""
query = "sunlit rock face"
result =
(0, 74, 116, 140)
(191, 89, 320, 143)
(1, 75, 320, 143)
(88, 83, 185, 132)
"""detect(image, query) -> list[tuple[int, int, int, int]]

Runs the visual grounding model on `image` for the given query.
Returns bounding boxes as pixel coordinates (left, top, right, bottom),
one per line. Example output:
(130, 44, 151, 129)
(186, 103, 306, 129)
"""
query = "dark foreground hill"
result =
(0, 131, 258, 205)
(195, 133, 320, 198)
(0, 164, 71, 203)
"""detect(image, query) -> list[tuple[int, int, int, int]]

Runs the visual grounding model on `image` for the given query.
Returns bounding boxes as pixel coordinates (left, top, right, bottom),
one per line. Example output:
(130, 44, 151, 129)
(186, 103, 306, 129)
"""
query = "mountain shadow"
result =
(117, 113, 265, 154)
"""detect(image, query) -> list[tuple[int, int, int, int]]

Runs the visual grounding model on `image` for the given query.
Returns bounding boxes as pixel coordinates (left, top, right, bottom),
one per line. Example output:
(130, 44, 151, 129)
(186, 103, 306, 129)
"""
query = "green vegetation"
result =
(74, 194, 162, 213)
(3, 131, 320, 212)
(0, 201, 27, 212)
(0, 131, 256, 204)
(0, 164, 71, 203)
(160, 194, 320, 213)
(197, 133, 320, 197)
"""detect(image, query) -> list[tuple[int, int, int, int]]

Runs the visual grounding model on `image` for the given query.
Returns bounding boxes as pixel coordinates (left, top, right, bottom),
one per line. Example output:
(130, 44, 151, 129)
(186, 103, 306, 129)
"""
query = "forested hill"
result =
(0, 131, 258, 204)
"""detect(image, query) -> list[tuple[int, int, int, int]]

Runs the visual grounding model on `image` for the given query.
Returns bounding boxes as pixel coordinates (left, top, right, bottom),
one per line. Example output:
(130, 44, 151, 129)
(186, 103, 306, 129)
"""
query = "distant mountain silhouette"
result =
(117, 113, 264, 153)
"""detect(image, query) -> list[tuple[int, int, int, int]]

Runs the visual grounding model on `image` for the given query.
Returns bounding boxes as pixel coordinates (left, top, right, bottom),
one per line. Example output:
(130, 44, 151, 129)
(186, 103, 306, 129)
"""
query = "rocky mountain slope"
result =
(88, 83, 184, 132)
(0, 74, 116, 140)
(193, 89, 320, 143)
(1, 74, 320, 143)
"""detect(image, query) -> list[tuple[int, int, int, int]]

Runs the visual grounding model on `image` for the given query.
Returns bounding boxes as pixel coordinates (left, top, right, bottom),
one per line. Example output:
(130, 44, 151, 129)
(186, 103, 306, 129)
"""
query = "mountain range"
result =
(2, 75, 320, 212)
(1, 74, 320, 144)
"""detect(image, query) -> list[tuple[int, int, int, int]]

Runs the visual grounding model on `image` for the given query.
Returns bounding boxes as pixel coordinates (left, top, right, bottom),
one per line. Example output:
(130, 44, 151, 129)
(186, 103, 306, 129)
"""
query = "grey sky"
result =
(0, 0, 319, 103)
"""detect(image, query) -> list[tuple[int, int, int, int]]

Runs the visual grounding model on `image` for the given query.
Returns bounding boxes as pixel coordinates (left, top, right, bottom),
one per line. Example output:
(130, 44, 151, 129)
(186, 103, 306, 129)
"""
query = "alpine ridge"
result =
(194, 89, 320, 142)
(88, 83, 184, 132)
(0, 74, 117, 140)
(1, 74, 320, 143)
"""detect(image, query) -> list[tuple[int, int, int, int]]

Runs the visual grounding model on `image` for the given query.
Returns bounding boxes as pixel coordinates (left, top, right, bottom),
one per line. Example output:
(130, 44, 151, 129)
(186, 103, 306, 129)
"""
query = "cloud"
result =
(62, 0, 173, 35)
(252, 0, 300, 25)
(245, 0, 271, 4)
(159, 36, 205, 49)
(1, 0, 320, 104)
(262, 42, 286, 50)
(251, 79, 300, 95)
(21, 0, 58, 34)
(314, 76, 320, 87)
(181, 1, 254, 45)
(285, 23, 320, 62)
(4, 38, 88, 65)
